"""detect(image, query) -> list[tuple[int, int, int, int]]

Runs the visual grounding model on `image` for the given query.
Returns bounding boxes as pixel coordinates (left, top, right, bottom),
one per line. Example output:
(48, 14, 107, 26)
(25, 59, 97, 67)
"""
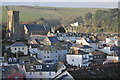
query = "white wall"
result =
(98, 47, 114, 54)
(80, 48, 94, 52)
(25, 71, 56, 78)
(37, 49, 70, 63)
(22, 65, 56, 79)
(11, 46, 28, 55)
(66, 54, 90, 67)
(66, 55, 82, 67)
(107, 56, 119, 61)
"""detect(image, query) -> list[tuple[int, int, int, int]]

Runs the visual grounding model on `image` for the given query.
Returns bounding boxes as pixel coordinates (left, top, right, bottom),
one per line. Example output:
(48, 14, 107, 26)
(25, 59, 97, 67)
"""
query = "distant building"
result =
(89, 51, 107, 65)
(29, 45, 70, 63)
(70, 22, 79, 27)
(106, 52, 120, 63)
(22, 63, 57, 79)
(76, 36, 99, 49)
(66, 50, 90, 67)
(54, 64, 74, 80)
(43, 36, 60, 45)
(106, 37, 120, 46)
(2, 65, 24, 80)
(71, 44, 95, 52)
(10, 42, 28, 55)
(7, 11, 24, 40)
(28, 35, 47, 44)
(23, 24, 49, 39)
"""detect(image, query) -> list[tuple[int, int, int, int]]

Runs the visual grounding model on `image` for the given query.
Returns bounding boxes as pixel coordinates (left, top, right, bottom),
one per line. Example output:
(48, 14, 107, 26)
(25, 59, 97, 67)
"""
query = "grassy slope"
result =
(2, 6, 108, 23)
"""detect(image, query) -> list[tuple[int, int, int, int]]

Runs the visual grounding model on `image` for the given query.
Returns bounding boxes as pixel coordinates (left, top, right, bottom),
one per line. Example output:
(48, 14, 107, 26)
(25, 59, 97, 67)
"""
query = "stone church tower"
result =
(7, 10, 23, 40)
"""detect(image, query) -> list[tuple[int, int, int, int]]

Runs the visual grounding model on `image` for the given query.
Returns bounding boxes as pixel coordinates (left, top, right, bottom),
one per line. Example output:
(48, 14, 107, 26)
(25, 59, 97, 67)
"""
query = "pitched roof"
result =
(22, 24, 48, 31)
(38, 45, 69, 51)
(80, 45, 92, 48)
(84, 36, 99, 43)
(29, 44, 40, 48)
(2, 66, 18, 77)
(48, 37, 60, 43)
(11, 42, 27, 47)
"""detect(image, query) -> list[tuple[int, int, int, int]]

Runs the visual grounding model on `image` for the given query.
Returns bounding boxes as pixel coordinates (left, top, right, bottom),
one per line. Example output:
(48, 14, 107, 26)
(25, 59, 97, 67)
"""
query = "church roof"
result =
(22, 24, 48, 31)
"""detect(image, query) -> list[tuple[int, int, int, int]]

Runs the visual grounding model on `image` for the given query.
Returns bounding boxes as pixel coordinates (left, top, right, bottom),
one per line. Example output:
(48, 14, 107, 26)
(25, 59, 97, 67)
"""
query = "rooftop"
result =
(38, 45, 70, 51)
(84, 36, 99, 43)
(11, 42, 27, 47)
(90, 51, 107, 55)
(22, 24, 49, 31)
(48, 37, 60, 43)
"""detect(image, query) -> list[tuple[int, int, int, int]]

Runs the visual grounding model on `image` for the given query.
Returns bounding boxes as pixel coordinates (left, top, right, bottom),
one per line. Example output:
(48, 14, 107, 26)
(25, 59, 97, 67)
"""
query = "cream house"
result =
(10, 42, 28, 55)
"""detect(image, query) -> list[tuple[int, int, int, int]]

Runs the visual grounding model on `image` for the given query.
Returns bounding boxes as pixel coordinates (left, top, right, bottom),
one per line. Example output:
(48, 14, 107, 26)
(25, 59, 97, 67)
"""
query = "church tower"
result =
(7, 10, 22, 40)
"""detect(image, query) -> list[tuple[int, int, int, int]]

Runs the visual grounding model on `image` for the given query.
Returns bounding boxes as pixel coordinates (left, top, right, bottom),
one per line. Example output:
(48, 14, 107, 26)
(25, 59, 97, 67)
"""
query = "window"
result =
(56, 60, 58, 62)
(14, 76, 19, 80)
(30, 72, 32, 75)
(47, 56, 49, 58)
(47, 52, 49, 53)
(18, 48, 20, 50)
(46, 41, 49, 44)
(22, 48, 24, 50)
(44, 56, 46, 58)
(15, 48, 17, 50)
(72, 59, 74, 62)
(36, 65, 42, 69)
(39, 72, 42, 75)
(49, 72, 51, 75)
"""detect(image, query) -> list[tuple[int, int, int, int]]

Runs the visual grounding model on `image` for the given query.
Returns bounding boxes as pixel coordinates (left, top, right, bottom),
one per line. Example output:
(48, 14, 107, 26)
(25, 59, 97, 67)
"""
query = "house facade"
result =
(10, 42, 28, 55)
(66, 50, 90, 67)
(36, 45, 70, 63)
(76, 36, 99, 49)
(22, 63, 57, 79)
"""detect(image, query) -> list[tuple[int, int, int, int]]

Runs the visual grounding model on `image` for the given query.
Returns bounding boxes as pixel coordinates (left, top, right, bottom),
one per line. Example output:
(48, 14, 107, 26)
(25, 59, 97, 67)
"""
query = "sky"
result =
(0, 0, 119, 2)
(0, 0, 119, 8)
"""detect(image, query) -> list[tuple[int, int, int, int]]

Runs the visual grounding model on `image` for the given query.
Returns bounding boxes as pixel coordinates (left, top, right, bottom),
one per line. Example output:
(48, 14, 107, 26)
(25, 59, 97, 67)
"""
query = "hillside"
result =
(2, 6, 107, 23)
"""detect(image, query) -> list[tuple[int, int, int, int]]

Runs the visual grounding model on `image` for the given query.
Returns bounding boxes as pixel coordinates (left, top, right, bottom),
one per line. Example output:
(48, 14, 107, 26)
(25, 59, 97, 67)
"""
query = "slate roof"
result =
(90, 51, 107, 55)
(71, 44, 92, 48)
(11, 42, 27, 47)
(85, 36, 99, 43)
(38, 45, 70, 51)
(25, 63, 57, 72)
(77, 50, 89, 55)
(68, 50, 89, 55)
(48, 37, 60, 43)
(29, 44, 40, 48)
(80, 45, 92, 48)
(2, 66, 18, 77)
(110, 46, 120, 51)
(22, 24, 48, 31)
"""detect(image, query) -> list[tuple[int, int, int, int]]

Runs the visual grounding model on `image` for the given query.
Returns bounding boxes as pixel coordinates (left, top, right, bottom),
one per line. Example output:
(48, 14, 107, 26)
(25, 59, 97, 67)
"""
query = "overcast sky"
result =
(1, 0, 119, 8)
(1, 0, 119, 2)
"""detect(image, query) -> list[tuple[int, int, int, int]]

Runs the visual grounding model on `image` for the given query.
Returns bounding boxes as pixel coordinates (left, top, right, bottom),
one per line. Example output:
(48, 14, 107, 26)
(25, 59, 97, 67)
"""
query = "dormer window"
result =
(46, 41, 49, 44)
(36, 65, 42, 69)
(30, 66, 34, 70)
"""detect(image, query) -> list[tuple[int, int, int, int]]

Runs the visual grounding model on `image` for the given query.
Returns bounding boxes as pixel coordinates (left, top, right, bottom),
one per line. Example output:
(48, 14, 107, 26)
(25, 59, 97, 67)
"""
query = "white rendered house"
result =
(66, 50, 90, 67)
(10, 42, 28, 55)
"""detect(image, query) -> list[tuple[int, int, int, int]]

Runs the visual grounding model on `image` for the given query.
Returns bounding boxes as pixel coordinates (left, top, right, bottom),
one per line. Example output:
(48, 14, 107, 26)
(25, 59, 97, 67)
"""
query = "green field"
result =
(2, 6, 108, 23)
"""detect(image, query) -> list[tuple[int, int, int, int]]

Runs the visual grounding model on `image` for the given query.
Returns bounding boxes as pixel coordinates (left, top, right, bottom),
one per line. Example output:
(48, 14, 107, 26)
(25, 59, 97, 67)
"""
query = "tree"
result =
(17, 51, 24, 57)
